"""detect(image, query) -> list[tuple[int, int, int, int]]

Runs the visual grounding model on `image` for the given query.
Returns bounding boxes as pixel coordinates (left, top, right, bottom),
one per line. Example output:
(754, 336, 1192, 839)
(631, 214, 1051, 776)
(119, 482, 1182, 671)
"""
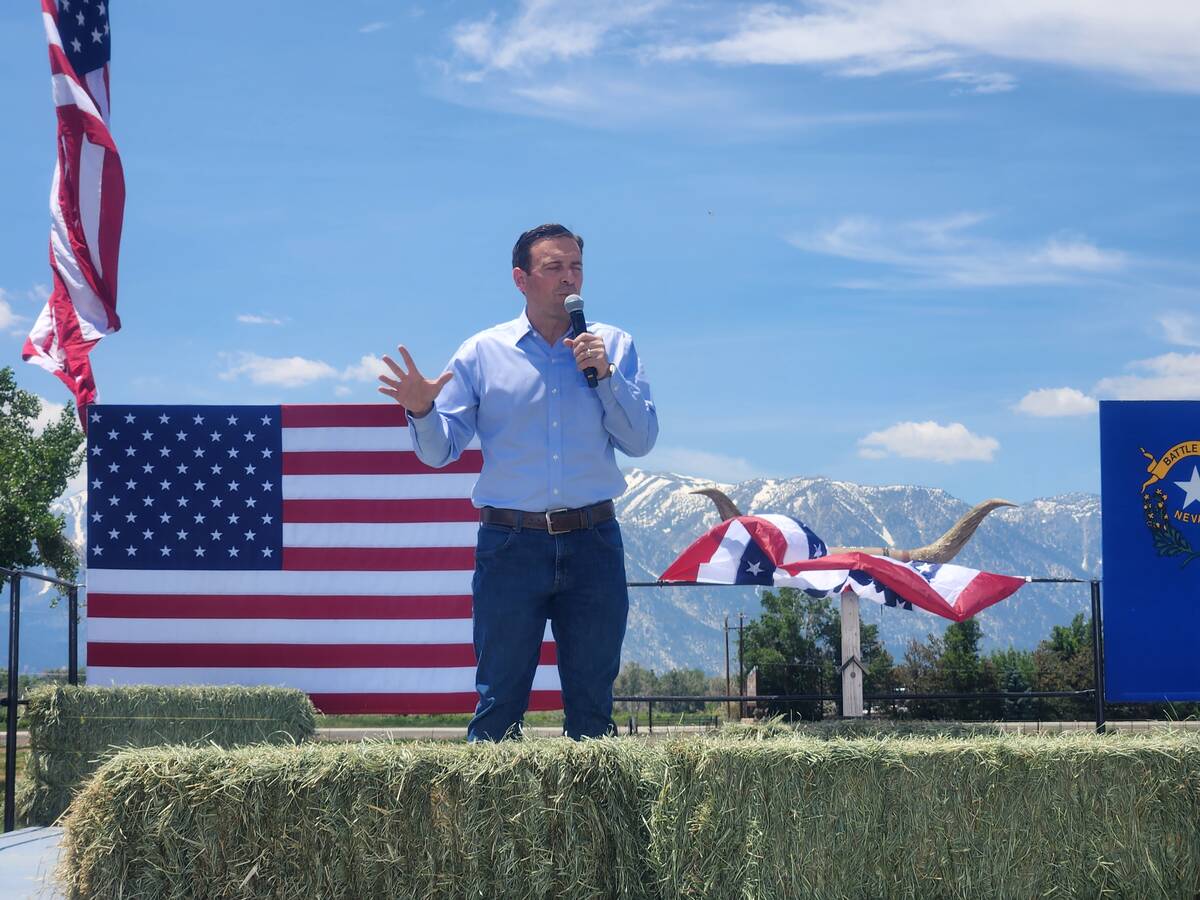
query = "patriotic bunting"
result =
(660, 515, 1025, 622)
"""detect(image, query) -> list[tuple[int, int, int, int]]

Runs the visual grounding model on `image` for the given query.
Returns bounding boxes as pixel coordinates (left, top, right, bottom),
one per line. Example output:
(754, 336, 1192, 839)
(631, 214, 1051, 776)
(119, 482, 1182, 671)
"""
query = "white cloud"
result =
(1015, 387, 1098, 417)
(439, 1, 1200, 132)
(359, 21, 390, 34)
(437, 3, 952, 131)
(655, 1, 1200, 94)
(1158, 311, 1200, 348)
(219, 352, 339, 387)
(218, 352, 394, 389)
(334, 385, 353, 397)
(858, 421, 999, 463)
(340, 354, 388, 382)
(236, 313, 285, 326)
(450, 1, 666, 77)
(33, 396, 67, 434)
(792, 214, 1127, 288)
(24, 397, 85, 494)
(1030, 235, 1126, 272)
(642, 446, 766, 482)
(1094, 352, 1200, 400)
(0, 289, 22, 331)
(934, 70, 1016, 94)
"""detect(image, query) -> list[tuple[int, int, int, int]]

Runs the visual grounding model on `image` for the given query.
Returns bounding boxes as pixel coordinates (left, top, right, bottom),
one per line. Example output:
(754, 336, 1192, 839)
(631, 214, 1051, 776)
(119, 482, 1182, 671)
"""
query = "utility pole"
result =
(723, 614, 731, 721)
(738, 611, 745, 720)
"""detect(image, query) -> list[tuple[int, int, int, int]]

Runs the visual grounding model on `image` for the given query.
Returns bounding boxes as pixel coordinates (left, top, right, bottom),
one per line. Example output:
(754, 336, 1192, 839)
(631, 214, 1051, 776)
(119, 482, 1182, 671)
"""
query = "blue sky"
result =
(3, 1, 1199, 504)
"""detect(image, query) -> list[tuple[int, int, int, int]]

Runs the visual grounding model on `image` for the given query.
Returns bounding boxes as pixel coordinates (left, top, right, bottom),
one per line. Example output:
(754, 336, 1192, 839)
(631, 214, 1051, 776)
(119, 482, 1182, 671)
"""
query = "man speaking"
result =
(378, 224, 658, 740)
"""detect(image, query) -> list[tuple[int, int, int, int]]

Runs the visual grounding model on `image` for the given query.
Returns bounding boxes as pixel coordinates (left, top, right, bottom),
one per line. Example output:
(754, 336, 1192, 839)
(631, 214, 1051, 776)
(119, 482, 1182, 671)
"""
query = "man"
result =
(378, 224, 658, 740)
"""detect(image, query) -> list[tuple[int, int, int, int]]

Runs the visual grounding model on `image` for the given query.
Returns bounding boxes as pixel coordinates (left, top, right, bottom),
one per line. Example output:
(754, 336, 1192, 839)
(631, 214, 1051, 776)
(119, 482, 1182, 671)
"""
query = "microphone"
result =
(564, 294, 598, 388)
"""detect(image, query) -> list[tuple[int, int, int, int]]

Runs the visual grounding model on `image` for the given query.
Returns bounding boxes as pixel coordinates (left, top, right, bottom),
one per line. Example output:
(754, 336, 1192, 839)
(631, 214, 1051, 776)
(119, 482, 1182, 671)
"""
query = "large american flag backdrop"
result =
(23, 0, 125, 421)
(84, 404, 563, 714)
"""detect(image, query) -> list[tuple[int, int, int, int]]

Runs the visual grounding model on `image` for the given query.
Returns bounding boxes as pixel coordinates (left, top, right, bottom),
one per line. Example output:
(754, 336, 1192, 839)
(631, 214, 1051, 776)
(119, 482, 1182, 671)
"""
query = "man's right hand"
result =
(377, 345, 453, 417)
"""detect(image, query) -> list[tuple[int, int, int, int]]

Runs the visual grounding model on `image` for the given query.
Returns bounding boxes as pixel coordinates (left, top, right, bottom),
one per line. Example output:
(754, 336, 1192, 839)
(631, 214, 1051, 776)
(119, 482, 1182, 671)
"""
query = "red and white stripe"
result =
(23, 0, 125, 423)
(86, 405, 563, 714)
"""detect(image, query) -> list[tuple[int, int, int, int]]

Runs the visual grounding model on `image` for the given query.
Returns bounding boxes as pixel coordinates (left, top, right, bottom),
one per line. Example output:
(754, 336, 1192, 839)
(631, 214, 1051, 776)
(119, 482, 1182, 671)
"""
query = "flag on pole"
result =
(84, 404, 562, 714)
(660, 515, 1025, 622)
(23, 0, 126, 425)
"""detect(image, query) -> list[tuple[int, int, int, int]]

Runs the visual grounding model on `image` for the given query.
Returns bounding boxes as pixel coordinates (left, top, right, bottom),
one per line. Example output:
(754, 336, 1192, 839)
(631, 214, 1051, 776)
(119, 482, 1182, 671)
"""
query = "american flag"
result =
(660, 515, 1025, 622)
(84, 404, 563, 714)
(23, 0, 125, 424)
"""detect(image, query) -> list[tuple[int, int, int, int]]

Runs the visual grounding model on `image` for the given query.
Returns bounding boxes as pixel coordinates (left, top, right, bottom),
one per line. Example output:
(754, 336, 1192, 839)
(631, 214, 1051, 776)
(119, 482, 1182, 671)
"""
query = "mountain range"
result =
(8, 472, 1101, 676)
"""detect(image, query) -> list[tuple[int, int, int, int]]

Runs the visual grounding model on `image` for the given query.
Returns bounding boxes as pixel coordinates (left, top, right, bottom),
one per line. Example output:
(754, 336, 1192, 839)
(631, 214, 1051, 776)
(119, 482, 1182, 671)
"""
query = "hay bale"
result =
(17, 684, 316, 826)
(650, 733, 1200, 898)
(55, 733, 1200, 899)
(58, 740, 658, 900)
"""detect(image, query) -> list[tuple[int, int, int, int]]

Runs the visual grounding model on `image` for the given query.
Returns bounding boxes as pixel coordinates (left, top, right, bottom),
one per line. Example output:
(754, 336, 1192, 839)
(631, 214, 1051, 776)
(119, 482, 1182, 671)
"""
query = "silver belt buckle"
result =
(545, 508, 571, 535)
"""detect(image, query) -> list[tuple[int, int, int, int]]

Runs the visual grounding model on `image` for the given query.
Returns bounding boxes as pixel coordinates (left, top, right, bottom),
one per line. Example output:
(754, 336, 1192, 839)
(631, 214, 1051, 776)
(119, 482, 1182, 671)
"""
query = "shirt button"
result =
(552, 421, 558, 428)
(551, 388, 558, 395)
(553, 488, 560, 494)
(552, 454, 559, 461)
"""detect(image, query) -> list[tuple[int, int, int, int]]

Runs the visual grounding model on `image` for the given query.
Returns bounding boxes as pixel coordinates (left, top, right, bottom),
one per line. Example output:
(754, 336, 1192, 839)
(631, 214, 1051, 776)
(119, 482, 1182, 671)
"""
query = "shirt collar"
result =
(504, 308, 571, 351)
(497, 310, 536, 346)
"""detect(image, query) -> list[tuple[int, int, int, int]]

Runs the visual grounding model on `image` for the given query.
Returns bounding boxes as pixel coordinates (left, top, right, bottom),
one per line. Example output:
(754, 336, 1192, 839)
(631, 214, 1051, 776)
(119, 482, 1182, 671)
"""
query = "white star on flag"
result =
(1173, 465, 1200, 509)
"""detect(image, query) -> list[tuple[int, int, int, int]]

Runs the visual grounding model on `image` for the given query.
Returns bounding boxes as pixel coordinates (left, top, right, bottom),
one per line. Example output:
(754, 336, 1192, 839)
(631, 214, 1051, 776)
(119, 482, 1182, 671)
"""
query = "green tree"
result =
(939, 619, 986, 718)
(612, 661, 659, 715)
(896, 633, 946, 719)
(1030, 613, 1094, 719)
(743, 587, 894, 720)
(896, 619, 989, 719)
(984, 647, 1035, 719)
(657, 667, 709, 712)
(0, 367, 84, 593)
(743, 587, 832, 719)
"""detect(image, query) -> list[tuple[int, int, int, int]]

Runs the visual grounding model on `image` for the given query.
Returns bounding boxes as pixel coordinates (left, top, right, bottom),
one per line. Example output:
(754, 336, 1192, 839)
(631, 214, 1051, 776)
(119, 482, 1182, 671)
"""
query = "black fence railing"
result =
(613, 690, 1098, 734)
(2, 566, 82, 833)
(627, 577, 1108, 732)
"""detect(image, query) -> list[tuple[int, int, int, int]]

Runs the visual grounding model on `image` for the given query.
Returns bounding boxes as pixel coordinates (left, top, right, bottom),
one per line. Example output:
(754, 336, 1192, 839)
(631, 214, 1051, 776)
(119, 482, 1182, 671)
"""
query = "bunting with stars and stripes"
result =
(660, 515, 1025, 622)
(84, 403, 562, 714)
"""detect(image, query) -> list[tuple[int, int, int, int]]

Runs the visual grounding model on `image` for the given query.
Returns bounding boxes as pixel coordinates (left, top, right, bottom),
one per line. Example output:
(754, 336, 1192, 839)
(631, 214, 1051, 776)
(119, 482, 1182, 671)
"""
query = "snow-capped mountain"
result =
(614, 469, 1101, 673)
(10, 475, 1102, 675)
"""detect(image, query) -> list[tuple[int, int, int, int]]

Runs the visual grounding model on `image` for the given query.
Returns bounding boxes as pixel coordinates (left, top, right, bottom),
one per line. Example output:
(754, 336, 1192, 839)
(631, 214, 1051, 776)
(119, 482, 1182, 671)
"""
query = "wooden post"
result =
(840, 589, 865, 718)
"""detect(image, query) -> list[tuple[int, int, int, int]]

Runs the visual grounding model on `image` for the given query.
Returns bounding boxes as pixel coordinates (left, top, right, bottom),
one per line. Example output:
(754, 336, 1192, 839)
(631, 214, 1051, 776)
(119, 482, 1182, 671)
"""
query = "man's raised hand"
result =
(377, 345, 453, 417)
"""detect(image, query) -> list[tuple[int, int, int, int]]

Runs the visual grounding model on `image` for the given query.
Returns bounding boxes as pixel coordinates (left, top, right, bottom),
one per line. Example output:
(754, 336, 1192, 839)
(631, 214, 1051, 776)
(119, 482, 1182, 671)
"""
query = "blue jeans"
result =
(467, 516, 628, 741)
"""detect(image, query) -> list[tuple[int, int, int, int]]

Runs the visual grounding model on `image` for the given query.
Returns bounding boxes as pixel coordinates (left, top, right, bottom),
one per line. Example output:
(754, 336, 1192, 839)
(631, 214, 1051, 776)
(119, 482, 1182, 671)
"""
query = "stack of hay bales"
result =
(18, 684, 317, 826)
(55, 731, 1200, 899)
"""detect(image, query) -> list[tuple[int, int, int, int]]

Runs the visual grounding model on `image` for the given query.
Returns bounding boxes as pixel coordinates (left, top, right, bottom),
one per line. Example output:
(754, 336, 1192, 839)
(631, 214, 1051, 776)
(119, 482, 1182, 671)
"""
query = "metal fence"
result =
(2, 566, 82, 832)
(625, 577, 1108, 733)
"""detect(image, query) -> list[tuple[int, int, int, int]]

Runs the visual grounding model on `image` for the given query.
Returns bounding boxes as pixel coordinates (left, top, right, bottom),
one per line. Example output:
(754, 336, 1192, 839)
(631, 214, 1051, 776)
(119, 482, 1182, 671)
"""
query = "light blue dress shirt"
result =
(407, 310, 658, 511)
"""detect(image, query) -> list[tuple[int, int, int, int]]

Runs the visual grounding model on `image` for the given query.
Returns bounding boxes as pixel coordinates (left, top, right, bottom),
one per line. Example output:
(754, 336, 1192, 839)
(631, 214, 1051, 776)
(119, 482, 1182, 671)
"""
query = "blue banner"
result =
(1099, 401, 1200, 702)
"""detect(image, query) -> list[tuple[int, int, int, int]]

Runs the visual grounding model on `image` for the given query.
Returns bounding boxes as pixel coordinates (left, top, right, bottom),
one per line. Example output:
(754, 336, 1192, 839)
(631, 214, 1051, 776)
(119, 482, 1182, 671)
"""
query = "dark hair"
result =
(512, 224, 584, 272)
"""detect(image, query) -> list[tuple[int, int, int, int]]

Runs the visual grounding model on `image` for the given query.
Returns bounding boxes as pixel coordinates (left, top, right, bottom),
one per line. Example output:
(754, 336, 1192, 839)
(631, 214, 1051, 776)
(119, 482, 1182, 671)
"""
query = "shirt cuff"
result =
(406, 406, 442, 439)
(595, 365, 621, 408)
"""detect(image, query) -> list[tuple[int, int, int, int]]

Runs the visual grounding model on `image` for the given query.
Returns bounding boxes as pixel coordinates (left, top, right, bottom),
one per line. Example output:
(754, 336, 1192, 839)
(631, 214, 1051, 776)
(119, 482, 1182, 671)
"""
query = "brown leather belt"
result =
(480, 500, 616, 535)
